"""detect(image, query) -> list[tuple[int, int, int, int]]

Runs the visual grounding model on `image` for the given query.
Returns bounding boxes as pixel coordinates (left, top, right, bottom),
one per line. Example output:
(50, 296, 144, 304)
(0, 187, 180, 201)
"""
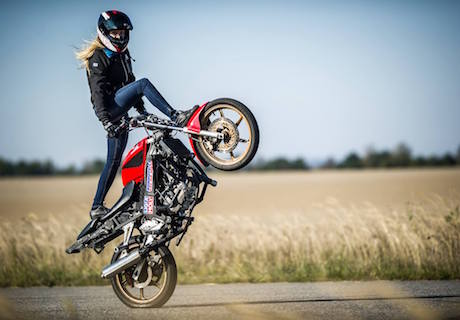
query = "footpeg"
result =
(66, 242, 83, 254)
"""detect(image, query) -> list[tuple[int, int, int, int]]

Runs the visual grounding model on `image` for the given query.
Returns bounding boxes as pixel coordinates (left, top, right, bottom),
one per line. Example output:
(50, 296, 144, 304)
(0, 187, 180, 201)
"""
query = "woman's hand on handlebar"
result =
(104, 120, 128, 138)
(123, 113, 176, 132)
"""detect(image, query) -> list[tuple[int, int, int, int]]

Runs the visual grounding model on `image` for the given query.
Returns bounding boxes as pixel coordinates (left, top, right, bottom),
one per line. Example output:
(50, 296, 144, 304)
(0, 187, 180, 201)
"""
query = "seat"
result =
(100, 181, 136, 222)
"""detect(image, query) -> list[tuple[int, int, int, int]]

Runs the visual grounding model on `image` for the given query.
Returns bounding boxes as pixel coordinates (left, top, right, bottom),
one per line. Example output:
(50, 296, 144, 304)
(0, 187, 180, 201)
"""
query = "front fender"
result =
(187, 102, 209, 166)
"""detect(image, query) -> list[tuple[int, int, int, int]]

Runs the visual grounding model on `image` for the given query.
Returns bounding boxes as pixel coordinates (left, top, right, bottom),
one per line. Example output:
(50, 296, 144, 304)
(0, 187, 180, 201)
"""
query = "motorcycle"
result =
(66, 98, 259, 308)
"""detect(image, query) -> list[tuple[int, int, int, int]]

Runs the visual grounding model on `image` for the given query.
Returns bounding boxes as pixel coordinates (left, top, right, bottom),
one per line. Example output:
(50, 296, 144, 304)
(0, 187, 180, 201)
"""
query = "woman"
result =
(76, 10, 196, 220)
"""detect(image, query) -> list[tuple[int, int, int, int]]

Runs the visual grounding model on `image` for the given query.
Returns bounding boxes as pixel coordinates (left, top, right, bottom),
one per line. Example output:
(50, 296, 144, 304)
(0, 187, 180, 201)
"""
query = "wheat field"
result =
(0, 169, 459, 286)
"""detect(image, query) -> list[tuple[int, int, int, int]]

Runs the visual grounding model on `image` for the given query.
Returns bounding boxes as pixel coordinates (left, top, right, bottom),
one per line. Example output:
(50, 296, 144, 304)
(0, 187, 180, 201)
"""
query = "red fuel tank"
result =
(121, 137, 148, 186)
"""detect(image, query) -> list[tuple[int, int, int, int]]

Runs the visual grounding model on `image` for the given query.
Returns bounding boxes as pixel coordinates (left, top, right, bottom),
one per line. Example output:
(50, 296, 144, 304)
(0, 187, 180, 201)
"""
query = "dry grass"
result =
(174, 195, 460, 283)
(1, 169, 459, 286)
(0, 193, 458, 286)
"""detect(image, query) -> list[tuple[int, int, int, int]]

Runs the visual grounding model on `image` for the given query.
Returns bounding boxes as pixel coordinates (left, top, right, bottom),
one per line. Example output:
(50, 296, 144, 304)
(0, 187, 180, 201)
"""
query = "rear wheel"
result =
(194, 98, 259, 171)
(110, 239, 177, 308)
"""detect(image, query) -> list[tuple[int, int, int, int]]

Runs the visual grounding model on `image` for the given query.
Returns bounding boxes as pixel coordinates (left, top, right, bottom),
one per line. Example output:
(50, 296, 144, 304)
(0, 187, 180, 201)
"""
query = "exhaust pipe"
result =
(101, 249, 142, 278)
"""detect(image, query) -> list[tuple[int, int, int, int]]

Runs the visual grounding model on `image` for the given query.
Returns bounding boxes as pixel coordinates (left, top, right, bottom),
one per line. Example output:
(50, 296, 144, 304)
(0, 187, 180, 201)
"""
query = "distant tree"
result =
(363, 146, 378, 167)
(391, 143, 412, 167)
(321, 157, 337, 169)
(412, 156, 427, 167)
(16, 160, 28, 175)
(0, 158, 58, 176)
(440, 153, 456, 166)
(364, 149, 392, 167)
(252, 157, 309, 170)
(425, 155, 440, 166)
(0, 157, 14, 175)
(266, 158, 290, 170)
(42, 159, 55, 175)
(457, 145, 460, 164)
(81, 159, 105, 175)
(379, 151, 393, 167)
(1, 142, 458, 176)
(28, 160, 43, 175)
(362, 146, 391, 168)
(339, 152, 363, 168)
(291, 157, 309, 169)
(59, 164, 78, 175)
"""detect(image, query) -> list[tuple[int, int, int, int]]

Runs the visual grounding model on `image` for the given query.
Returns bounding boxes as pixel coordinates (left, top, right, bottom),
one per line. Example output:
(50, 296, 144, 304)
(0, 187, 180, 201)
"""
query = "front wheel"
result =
(194, 98, 259, 171)
(110, 239, 177, 308)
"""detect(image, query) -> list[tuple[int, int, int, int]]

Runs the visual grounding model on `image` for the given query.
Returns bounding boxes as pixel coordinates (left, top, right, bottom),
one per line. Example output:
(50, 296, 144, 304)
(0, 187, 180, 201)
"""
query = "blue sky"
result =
(0, 0, 459, 166)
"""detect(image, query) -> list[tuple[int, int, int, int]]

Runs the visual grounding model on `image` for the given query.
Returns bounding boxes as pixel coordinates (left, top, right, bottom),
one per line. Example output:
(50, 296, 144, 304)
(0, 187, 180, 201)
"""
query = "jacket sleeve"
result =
(87, 51, 112, 124)
(126, 51, 147, 115)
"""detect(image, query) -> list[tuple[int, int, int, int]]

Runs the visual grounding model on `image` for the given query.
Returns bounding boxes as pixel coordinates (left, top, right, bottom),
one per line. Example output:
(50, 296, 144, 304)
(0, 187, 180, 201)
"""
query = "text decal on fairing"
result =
(144, 159, 154, 215)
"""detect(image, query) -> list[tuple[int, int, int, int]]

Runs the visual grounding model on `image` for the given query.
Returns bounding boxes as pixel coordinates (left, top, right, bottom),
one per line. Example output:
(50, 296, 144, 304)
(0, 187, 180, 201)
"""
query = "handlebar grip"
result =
(130, 119, 139, 127)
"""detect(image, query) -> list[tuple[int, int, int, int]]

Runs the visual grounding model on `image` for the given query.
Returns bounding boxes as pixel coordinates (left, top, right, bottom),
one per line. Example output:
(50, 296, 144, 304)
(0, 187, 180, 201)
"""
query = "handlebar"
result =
(113, 114, 171, 134)
(114, 113, 224, 140)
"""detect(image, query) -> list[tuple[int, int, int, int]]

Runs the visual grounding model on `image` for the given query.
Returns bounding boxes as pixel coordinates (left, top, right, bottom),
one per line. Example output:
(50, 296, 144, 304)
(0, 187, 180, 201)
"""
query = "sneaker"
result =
(173, 105, 199, 127)
(89, 205, 109, 220)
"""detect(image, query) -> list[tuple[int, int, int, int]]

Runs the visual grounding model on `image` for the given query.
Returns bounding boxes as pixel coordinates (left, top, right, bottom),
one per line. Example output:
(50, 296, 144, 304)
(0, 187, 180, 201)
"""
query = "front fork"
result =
(117, 142, 159, 280)
(143, 156, 156, 216)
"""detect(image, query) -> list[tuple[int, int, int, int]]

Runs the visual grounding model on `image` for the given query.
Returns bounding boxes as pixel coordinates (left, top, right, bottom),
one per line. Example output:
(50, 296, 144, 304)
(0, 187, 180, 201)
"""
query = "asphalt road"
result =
(1, 281, 459, 320)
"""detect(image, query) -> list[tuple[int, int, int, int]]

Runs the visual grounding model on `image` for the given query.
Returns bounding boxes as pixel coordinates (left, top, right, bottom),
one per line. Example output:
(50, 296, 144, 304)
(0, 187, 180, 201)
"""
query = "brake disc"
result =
(207, 117, 239, 153)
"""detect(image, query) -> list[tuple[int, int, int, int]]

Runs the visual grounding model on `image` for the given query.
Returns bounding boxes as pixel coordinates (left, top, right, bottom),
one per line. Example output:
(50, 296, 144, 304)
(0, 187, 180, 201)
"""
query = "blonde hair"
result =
(75, 37, 104, 72)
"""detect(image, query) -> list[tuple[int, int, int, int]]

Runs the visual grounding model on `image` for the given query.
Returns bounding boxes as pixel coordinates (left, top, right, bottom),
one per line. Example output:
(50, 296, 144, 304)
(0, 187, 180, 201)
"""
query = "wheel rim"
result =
(198, 104, 253, 166)
(114, 248, 169, 304)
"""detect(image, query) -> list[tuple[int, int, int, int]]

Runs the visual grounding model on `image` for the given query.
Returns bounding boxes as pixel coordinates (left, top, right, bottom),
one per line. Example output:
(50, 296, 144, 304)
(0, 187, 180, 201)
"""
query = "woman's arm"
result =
(88, 50, 112, 125)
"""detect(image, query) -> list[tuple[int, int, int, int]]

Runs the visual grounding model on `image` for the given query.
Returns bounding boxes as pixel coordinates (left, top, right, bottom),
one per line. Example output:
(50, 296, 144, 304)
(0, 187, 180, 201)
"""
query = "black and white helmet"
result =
(97, 10, 133, 52)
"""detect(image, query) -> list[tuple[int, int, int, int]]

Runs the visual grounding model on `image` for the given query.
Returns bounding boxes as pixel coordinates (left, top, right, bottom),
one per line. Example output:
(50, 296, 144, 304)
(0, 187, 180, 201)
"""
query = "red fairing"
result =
(122, 103, 209, 185)
(187, 103, 207, 165)
(186, 103, 207, 132)
(121, 137, 148, 186)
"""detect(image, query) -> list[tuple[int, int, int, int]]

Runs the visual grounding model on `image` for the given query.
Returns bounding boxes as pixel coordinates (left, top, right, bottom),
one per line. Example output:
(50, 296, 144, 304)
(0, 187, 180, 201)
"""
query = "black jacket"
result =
(86, 48, 145, 125)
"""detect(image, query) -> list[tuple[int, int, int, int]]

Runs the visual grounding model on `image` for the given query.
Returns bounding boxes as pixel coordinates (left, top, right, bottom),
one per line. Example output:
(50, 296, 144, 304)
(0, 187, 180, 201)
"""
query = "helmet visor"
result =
(109, 30, 128, 41)
(102, 11, 133, 31)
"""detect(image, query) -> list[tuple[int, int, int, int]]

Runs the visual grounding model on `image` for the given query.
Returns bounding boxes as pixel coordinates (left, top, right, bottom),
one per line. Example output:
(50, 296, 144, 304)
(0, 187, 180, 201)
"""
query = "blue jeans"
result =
(110, 77, 175, 121)
(92, 78, 174, 209)
(92, 132, 128, 208)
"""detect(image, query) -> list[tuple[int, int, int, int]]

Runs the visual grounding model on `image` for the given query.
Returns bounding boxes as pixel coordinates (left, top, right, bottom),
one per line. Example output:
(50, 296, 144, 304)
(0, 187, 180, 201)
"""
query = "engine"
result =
(157, 172, 198, 216)
(155, 137, 200, 216)
(136, 137, 199, 218)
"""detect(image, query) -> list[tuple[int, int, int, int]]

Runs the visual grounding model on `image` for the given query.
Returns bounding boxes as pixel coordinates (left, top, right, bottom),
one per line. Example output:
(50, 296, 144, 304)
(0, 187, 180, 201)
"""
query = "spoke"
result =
(239, 138, 249, 143)
(140, 288, 144, 300)
(219, 109, 224, 117)
(230, 151, 236, 160)
(236, 115, 243, 127)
